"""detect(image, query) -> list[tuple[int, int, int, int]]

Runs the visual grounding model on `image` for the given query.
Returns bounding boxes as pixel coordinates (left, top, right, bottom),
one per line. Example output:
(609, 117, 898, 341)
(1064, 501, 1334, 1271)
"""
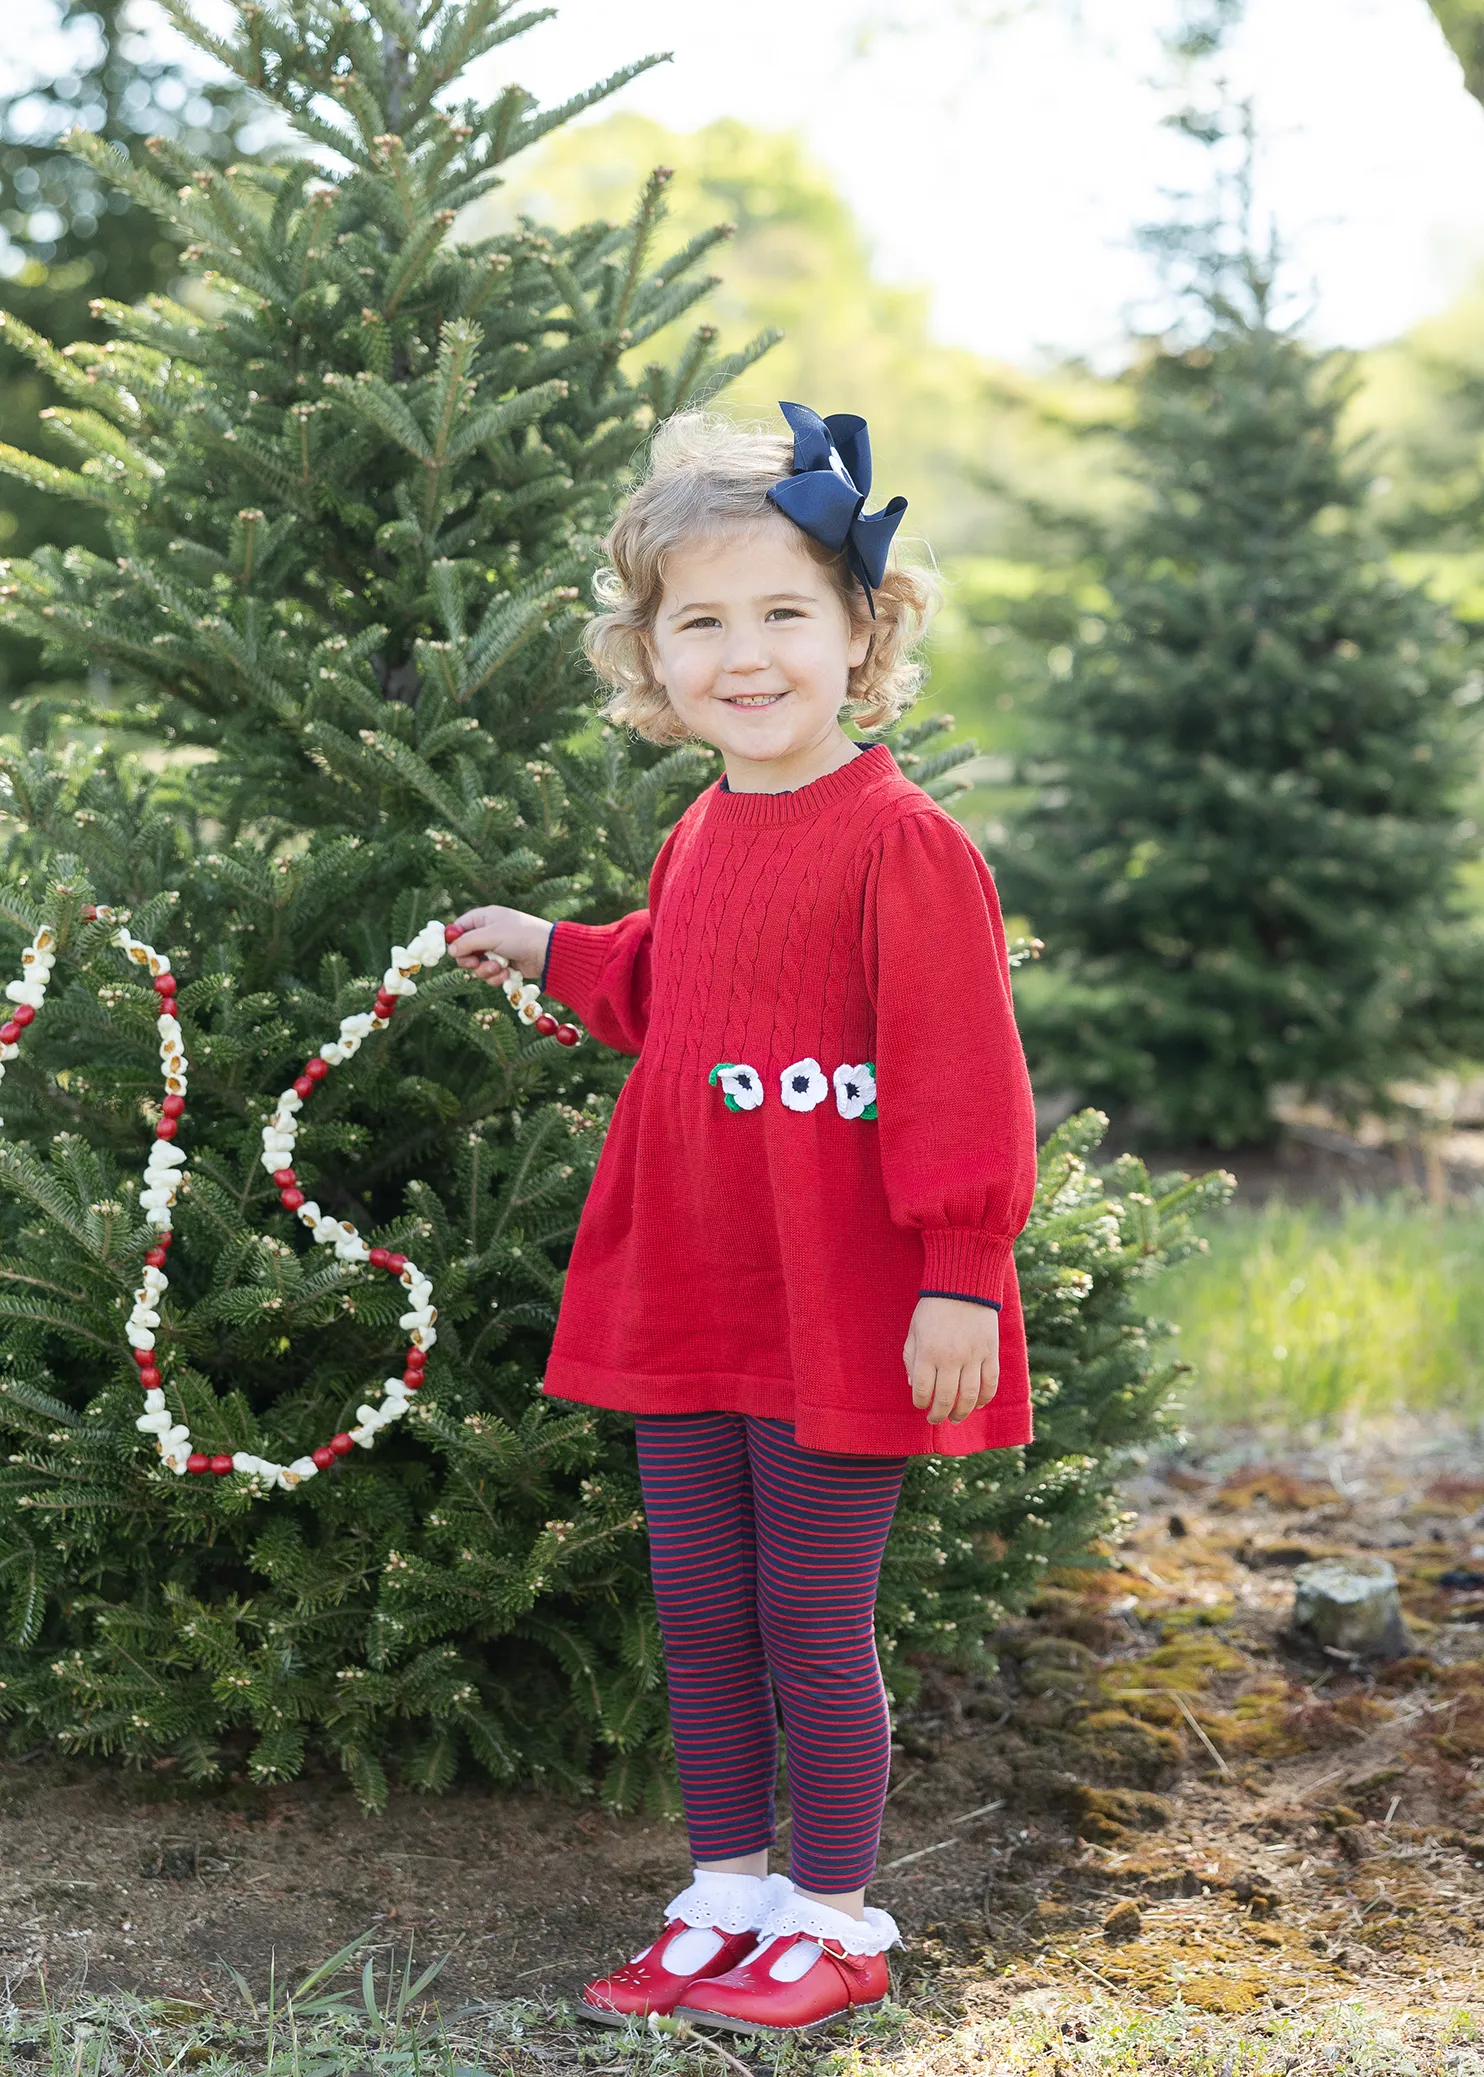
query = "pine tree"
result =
(1000, 251, 1484, 1147)
(0, 0, 1226, 1807)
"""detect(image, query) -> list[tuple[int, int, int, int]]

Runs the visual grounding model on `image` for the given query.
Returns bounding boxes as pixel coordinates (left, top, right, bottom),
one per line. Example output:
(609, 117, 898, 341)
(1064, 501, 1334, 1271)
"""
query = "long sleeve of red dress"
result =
(864, 810, 1037, 1309)
(539, 744, 1039, 1458)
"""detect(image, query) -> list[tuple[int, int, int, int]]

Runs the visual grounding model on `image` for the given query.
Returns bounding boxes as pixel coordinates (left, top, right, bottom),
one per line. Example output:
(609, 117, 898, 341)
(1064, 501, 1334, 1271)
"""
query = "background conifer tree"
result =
(1001, 241, 1484, 1148)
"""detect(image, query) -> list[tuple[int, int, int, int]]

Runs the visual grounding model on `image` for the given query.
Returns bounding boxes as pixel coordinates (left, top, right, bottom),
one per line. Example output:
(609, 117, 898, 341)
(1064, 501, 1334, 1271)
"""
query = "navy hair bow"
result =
(765, 401, 907, 615)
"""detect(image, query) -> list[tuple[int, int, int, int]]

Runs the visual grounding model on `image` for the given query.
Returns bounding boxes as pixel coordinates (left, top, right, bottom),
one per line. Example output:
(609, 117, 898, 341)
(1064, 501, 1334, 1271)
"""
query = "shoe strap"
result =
(817, 1936, 880, 1979)
(758, 1929, 877, 1996)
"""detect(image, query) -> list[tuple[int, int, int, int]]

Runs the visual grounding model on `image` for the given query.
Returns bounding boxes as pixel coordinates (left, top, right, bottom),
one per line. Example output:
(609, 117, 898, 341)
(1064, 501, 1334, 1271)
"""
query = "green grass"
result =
(1149, 1194, 1484, 1429)
(0, 1936, 905, 2076)
(4, 1976, 1482, 2076)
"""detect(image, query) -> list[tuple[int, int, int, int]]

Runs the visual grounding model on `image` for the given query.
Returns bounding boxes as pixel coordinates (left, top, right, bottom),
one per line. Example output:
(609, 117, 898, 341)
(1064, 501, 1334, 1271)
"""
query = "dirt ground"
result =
(3, 1420, 1483, 2031)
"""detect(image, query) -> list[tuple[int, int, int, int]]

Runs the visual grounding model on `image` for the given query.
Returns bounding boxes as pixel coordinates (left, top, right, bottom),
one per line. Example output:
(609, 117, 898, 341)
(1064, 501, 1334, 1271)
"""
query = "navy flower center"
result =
(844, 1081, 859, 1100)
(791, 1075, 810, 1093)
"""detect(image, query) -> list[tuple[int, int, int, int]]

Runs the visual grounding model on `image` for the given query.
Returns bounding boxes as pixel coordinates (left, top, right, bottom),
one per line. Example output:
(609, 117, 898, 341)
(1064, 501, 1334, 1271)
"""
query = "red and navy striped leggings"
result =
(633, 1412, 907, 1894)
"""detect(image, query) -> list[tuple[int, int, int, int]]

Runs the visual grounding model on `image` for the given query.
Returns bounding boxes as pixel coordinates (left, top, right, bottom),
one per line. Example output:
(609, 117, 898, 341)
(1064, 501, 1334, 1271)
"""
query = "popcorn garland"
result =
(442, 921, 582, 1046)
(3, 906, 202, 1478)
(237, 919, 579, 1486)
(3, 910, 583, 1495)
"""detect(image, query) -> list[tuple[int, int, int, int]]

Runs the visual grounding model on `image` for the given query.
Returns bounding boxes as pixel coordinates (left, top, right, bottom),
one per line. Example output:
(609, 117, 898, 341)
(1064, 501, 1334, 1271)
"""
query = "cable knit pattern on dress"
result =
(541, 743, 1038, 1458)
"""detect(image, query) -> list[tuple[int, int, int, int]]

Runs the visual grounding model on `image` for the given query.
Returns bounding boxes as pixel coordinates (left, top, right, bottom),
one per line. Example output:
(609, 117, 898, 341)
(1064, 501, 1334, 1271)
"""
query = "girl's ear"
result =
(846, 615, 872, 672)
(642, 627, 666, 690)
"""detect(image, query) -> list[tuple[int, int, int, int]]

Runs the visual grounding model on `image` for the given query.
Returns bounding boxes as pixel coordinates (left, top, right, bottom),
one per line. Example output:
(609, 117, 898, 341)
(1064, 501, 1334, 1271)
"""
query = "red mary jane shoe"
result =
(579, 1871, 791, 2027)
(580, 1920, 759, 2025)
(676, 1900, 900, 2037)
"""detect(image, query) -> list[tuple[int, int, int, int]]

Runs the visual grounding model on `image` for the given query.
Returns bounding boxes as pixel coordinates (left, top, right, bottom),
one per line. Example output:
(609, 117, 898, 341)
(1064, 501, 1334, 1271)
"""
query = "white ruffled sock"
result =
(650, 1868, 792, 1973)
(745, 1886, 902, 1980)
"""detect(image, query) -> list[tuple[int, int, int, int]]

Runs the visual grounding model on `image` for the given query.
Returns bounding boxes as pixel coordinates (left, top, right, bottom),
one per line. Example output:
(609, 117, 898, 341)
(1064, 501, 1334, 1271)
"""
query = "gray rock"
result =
(1291, 1556, 1413, 1660)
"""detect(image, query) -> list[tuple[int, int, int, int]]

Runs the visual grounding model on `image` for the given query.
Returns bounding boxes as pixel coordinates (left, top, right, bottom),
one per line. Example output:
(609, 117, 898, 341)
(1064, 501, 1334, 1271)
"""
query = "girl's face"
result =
(646, 523, 871, 766)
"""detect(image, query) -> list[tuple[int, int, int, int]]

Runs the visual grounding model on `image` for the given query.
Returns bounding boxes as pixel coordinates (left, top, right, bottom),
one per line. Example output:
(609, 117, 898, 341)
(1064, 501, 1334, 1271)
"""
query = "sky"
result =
(10, 0, 1484, 366)
(489, 0, 1484, 366)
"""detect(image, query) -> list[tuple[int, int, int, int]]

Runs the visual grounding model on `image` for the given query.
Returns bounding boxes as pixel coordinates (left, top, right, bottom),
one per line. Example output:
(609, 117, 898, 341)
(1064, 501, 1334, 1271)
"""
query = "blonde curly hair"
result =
(582, 411, 938, 746)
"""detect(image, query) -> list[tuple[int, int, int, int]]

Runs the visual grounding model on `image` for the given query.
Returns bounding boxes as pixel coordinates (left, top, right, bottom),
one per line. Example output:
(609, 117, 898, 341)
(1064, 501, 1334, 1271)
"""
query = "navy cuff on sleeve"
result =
(919, 1288, 1002, 1312)
(539, 921, 556, 992)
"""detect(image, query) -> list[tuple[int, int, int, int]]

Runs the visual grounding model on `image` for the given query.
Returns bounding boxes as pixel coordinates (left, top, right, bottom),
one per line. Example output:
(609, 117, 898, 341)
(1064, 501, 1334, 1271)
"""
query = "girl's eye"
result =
(766, 607, 804, 622)
(679, 615, 721, 631)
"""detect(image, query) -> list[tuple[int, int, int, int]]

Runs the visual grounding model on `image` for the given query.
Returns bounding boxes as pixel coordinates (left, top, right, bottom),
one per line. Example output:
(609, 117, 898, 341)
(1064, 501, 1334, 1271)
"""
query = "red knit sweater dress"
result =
(540, 742, 1038, 1458)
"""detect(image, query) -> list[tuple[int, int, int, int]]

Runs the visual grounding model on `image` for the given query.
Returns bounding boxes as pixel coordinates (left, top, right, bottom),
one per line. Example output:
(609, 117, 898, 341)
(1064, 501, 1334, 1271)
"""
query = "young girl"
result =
(451, 404, 1037, 2038)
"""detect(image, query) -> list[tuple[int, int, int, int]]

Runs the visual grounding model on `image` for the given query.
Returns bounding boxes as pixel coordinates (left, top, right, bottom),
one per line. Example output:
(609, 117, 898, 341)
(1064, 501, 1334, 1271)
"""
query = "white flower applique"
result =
(779, 1058, 829, 1112)
(833, 1061, 878, 1120)
(709, 1062, 764, 1112)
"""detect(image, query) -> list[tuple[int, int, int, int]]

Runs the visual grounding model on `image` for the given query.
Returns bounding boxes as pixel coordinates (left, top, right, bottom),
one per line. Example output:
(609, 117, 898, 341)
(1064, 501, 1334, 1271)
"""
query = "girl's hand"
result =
(450, 904, 553, 987)
(903, 1296, 1000, 1425)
